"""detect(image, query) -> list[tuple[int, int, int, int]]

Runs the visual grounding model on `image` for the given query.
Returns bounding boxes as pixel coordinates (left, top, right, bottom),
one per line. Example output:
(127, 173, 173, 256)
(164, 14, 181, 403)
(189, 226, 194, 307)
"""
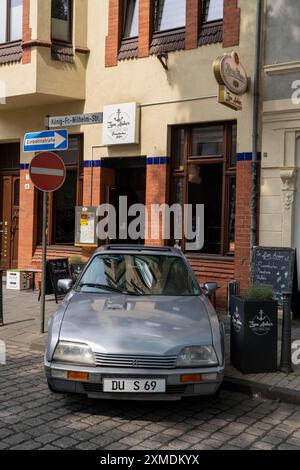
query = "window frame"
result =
(0, 0, 23, 44)
(51, 0, 73, 44)
(170, 122, 237, 257)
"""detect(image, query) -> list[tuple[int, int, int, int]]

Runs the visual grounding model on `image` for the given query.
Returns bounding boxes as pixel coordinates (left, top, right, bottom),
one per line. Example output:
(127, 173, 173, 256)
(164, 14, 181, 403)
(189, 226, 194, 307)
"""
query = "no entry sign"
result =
(29, 152, 66, 192)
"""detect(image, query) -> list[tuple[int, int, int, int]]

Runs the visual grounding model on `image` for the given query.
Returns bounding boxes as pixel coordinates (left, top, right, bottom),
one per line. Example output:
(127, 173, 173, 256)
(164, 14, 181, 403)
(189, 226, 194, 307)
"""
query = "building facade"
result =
(262, 0, 300, 296)
(0, 0, 261, 308)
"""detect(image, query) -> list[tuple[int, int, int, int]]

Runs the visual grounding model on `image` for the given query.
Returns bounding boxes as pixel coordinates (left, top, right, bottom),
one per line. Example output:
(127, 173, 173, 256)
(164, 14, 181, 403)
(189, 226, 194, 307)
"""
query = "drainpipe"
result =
(250, 0, 263, 254)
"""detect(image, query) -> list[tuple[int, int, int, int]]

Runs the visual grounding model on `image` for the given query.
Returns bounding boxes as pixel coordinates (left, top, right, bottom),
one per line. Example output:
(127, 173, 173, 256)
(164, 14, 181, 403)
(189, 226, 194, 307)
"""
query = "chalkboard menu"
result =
(46, 258, 71, 299)
(251, 247, 296, 306)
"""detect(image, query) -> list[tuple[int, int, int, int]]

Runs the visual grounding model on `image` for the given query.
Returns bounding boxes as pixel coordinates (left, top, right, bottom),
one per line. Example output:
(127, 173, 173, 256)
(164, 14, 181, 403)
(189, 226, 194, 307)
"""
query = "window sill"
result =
(118, 37, 138, 61)
(150, 28, 185, 55)
(0, 40, 22, 64)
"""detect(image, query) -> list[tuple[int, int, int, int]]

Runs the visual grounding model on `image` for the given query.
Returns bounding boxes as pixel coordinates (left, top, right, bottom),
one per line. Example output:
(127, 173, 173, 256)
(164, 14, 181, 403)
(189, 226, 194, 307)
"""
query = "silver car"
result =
(45, 246, 225, 401)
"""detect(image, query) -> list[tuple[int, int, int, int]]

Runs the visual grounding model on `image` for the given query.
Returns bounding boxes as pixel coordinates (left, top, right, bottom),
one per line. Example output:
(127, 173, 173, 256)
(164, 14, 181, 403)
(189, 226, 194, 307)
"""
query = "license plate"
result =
(103, 378, 166, 393)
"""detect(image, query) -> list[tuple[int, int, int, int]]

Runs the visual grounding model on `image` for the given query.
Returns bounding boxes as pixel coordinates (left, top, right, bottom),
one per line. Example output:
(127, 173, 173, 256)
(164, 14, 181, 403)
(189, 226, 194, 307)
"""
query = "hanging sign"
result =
(102, 102, 140, 146)
(213, 52, 248, 111)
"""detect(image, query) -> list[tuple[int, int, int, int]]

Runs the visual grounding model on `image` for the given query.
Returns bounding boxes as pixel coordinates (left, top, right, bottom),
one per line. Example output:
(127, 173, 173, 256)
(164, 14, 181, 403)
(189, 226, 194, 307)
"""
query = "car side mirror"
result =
(204, 282, 219, 298)
(57, 279, 74, 294)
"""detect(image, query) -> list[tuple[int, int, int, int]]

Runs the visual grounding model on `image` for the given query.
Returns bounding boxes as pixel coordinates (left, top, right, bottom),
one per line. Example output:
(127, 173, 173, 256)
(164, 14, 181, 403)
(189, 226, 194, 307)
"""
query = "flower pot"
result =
(230, 296, 278, 374)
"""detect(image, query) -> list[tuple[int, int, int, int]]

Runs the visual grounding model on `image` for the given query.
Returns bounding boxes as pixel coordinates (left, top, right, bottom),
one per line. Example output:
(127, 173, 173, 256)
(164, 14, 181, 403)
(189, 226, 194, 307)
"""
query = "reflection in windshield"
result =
(78, 254, 200, 296)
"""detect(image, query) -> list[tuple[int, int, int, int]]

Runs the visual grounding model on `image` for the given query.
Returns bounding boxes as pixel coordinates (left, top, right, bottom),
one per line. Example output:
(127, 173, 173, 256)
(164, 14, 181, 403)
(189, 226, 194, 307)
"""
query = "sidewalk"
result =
(1, 285, 300, 404)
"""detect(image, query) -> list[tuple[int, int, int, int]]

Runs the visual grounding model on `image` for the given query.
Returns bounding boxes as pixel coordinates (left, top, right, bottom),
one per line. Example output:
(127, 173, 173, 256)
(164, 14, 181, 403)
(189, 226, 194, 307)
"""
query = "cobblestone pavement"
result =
(1, 344, 300, 451)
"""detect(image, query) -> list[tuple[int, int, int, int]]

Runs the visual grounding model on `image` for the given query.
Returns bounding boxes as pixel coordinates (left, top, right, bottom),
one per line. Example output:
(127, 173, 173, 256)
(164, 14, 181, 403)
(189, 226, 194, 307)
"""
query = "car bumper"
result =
(45, 361, 224, 401)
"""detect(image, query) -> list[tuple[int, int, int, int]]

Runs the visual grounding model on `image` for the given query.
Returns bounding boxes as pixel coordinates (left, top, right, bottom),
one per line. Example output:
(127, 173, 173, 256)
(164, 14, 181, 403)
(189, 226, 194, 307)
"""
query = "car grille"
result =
(83, 383, 186, 395)
(94, 353, 178, 369)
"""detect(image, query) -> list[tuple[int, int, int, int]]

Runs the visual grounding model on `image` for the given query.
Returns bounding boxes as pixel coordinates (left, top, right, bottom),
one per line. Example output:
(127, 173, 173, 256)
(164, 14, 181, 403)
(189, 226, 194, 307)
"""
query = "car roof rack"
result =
(104, 245, 174, 253)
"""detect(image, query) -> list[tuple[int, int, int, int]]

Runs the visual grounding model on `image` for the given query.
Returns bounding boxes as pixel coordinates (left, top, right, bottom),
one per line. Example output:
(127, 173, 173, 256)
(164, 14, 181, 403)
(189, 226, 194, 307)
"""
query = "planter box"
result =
(6, 271, 30, 291)
(230, 296, 278, 374)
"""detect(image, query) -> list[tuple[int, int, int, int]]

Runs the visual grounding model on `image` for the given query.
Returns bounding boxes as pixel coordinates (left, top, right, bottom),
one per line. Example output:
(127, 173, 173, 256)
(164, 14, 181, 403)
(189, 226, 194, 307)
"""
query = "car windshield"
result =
(77, 254, 201, 296)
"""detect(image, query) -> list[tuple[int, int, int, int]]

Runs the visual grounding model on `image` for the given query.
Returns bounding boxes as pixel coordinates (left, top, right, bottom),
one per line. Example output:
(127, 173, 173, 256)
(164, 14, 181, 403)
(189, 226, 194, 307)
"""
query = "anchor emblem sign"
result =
(249, 309, 274, 336)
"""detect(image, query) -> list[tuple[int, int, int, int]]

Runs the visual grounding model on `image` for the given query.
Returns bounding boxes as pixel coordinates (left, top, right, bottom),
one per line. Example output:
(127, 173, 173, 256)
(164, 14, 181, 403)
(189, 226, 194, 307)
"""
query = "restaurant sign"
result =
(213, 52, 248, 111)
(102, 102, 140, 146)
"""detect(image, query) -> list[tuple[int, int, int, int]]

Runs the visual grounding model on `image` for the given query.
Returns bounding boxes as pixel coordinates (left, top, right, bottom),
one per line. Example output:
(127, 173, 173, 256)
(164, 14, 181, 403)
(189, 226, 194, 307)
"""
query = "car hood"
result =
(59, 293, 213, 356)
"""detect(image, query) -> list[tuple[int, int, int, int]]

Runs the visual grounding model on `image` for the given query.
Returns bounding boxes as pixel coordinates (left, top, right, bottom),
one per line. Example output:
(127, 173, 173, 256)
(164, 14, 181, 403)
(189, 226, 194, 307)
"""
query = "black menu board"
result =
(251, 247, 296, 307)
(46, 258, 71, 297)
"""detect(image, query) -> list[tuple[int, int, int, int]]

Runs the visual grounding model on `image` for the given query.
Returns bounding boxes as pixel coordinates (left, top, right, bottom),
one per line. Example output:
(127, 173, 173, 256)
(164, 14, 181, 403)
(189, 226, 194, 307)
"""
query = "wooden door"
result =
(0, 175, 19, 270)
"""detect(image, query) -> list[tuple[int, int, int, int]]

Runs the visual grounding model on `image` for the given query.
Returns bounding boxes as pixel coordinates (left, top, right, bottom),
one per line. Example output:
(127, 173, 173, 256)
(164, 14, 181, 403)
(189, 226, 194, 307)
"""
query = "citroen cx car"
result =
(45, 246, 225, 401)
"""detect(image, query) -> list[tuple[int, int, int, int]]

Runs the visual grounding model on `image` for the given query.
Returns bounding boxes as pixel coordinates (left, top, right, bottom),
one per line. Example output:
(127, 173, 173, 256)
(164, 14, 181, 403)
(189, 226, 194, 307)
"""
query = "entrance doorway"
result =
(106, 158, 146, 244)
(0, 143, 20, 270)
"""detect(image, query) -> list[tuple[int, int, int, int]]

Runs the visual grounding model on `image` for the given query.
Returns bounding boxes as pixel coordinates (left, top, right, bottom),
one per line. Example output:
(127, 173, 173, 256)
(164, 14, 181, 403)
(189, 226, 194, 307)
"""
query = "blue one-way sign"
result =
(23, 130, 68, 153)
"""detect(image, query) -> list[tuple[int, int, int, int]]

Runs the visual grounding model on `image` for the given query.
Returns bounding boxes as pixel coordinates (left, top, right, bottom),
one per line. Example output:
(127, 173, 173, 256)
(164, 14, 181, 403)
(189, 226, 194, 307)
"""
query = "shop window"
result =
(123, 0, 139, 38)
(51, 0, 72, 43)
(170, 123, 236, 256)
(0, 0, 23, 43)
(154, 0, 186, 32)
(202, 0, 224, 23)
(37, 135, 83, 246)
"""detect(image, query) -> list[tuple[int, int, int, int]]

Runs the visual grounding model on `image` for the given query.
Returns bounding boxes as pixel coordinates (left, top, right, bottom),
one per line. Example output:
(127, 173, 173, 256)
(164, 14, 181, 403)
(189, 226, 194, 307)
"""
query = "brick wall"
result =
(138, 0, 152, 58)
(105, 0, 122, 67)
(234, 160, 258, 294)
(223, 0, 241, 48)
(22, 0, 32, 64)
(145, 160, 169, 246)
(18, 170, 36, 269)
(185, 0, 201, 50)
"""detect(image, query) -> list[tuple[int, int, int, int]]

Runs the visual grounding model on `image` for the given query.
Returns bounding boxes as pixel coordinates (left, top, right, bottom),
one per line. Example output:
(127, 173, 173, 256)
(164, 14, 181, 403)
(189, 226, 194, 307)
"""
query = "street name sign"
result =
(23, 129, 68, 152)
(48, 112, 103, 128)
(29, 152, 66, 192)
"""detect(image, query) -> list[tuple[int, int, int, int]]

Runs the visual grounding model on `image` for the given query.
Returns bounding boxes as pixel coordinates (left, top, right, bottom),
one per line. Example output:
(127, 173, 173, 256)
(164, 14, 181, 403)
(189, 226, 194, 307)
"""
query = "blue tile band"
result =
(237, 152, 262, 162)
(146, 157, 170, 165)
(20, 164, 29, 170)
(83, 160, 104, 168)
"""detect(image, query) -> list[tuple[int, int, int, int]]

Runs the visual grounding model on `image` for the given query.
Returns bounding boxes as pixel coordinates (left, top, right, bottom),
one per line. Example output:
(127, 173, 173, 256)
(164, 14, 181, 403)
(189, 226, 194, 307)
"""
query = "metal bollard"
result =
(0, 269, 3, 327)
(228, 280, 240, 316)
(280, 291, 293, 374)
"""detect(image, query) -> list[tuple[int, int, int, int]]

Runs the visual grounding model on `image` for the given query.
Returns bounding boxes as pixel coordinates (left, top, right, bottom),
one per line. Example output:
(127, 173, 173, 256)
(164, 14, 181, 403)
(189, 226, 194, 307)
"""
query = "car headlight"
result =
(53, 341, 95, 366)
(177, 346, 218, 367)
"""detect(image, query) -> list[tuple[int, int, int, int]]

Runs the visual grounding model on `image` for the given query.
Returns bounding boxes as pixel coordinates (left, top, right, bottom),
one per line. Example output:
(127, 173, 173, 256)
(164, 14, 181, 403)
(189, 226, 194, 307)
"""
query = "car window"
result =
(78, 254, 201, 296)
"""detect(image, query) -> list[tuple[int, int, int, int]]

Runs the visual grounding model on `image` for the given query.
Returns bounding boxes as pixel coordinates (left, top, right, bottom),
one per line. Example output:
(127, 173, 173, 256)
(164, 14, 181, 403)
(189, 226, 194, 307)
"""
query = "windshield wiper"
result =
(78, 283, 123, 294)
(78, 283, 141, 296)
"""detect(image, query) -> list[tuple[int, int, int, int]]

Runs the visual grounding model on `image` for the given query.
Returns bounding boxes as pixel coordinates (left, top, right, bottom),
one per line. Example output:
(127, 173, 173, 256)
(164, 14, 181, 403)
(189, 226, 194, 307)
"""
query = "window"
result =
(51, 0, 72, 42)
(37, 135, 83, 246)
(154, 0, 186, 32)
(170, 123, 237, 256)
(203, 0, 224, 23)
(123, 0, 139, 38)
(0, 0, 23, 43)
